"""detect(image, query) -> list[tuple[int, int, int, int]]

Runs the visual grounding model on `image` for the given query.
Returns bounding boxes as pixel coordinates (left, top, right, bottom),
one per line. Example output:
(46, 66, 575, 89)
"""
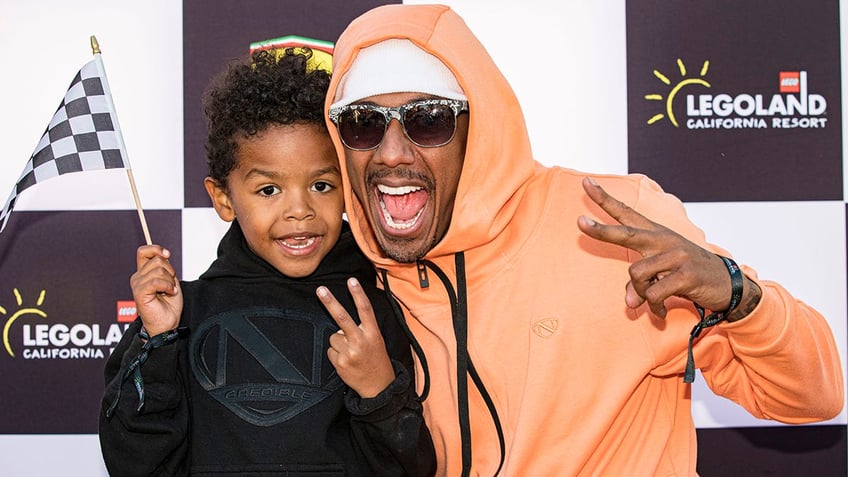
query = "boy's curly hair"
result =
(202, 48, 331, 188)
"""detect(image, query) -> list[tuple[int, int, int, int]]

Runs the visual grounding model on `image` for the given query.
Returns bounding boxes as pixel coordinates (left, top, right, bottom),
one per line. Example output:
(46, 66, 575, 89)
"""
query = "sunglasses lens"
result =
(334, 101, 463, 150)
(403, 104, 457, 147)
(338, 109, 387, 150)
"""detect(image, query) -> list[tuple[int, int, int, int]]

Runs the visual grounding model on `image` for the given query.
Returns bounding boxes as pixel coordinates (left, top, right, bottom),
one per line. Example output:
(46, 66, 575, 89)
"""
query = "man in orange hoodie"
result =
(316, 4, 845, 476)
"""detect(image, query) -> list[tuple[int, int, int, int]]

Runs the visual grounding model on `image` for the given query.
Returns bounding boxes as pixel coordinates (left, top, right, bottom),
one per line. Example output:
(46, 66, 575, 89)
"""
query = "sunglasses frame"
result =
(328, 98, 469, 151)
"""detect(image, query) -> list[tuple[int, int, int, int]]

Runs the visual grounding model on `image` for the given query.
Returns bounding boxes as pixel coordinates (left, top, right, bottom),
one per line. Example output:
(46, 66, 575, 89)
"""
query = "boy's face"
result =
(206, 124, 344, 278)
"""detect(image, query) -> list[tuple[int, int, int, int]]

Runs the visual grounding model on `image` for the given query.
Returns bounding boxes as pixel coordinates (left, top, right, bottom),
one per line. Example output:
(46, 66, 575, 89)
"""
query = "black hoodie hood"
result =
(200, 219, 373, 285)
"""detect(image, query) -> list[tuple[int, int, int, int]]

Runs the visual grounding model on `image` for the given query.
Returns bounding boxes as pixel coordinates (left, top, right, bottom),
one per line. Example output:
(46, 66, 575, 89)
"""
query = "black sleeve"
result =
(343, 283, 436, 477)
(345, 360, 437, 477)
(98, 318, 191, 477)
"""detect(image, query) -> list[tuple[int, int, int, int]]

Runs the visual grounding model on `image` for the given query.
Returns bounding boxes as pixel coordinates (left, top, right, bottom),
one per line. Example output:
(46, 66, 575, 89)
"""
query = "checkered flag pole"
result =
(0, 36, 152, 244)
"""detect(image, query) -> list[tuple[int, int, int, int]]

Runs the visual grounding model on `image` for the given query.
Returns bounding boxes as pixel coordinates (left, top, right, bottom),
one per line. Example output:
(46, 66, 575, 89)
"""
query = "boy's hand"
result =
(130, 244, 183, 336)
(317, 278, 395, 398)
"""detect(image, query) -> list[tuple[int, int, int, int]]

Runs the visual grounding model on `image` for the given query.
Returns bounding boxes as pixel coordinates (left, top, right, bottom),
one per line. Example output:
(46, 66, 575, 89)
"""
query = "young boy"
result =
(98, 46, 435, 476)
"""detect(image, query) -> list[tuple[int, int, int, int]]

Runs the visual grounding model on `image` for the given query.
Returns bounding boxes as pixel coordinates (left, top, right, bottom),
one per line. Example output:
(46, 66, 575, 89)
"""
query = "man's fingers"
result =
(578, 215, 651, 251)
(625, 277, 669, 318)
(317, 286, 357, 335)
(624, 281, 645, 309)
(582, 177, 657, 230)
(629, 271, 690, 319)
(627, 253, 674, 314)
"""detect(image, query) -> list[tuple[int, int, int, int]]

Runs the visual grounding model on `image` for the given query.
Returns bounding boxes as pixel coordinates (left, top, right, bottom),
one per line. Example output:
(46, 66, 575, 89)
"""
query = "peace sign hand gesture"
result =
(317, 278, 396, 398)
(577, 177, 758, 320)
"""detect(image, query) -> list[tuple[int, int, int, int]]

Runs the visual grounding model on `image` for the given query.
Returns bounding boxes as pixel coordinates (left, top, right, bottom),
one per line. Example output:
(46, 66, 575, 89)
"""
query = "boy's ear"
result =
(204, 177, 235, 222)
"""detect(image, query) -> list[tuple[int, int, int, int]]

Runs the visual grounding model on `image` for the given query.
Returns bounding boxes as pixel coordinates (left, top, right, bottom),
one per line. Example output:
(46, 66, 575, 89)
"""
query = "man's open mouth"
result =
(377, 184, 427, 230)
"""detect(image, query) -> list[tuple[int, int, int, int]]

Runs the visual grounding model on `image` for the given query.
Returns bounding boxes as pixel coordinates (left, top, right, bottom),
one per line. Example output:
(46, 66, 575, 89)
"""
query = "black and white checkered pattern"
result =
(0, 57, 127, 233)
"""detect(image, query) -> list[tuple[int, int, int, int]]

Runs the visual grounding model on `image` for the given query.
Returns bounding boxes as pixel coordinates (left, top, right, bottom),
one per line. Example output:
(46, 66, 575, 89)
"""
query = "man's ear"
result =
(204, 177, 235, 222)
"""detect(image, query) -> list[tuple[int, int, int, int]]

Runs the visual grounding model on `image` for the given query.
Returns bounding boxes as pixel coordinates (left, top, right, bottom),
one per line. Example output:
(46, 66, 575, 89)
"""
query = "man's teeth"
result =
(379, 201, 424, 229)
(376, 184, 425, 229)
(283, 237, 316, 249)
(377, 184, 422, 195)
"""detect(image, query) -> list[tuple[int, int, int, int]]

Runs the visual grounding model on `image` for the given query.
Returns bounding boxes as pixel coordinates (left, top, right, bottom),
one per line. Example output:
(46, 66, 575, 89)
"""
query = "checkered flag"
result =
(0, 51, 134, 235)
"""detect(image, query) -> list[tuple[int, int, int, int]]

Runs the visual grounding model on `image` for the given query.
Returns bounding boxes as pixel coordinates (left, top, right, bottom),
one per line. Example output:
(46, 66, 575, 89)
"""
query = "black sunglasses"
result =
(328, 98, 469, 151)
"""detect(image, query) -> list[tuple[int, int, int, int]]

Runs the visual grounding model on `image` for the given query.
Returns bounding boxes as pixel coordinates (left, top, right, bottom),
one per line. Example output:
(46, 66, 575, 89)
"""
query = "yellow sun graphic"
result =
(645, 59, 711, 127)
(2, 288, 47, 357)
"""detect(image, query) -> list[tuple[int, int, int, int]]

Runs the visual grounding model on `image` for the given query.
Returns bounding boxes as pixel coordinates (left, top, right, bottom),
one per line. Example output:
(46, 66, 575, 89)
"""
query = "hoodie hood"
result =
(326, 4, 537, 268)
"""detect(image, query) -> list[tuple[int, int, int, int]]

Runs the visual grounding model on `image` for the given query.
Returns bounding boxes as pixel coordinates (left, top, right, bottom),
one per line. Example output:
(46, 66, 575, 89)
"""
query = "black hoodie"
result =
(99, 221, 435, 476)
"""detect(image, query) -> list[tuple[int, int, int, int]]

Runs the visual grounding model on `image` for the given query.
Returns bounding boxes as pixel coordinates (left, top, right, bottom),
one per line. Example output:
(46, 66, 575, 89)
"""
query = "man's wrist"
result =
(725, 276, 762, 322)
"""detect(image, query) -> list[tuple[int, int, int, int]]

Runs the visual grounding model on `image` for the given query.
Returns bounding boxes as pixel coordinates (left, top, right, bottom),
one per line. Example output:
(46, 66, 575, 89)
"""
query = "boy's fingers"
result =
(317, 286, 357, 335)
(134, 263, 178, 291)
(151, 276, 179, 296)
(136, 244, 171, 269)
(346, 278, 377, 330)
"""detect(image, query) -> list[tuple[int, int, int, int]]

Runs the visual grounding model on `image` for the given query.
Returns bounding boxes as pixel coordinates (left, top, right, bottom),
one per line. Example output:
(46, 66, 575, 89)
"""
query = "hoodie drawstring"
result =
(416, 252, 505, 477)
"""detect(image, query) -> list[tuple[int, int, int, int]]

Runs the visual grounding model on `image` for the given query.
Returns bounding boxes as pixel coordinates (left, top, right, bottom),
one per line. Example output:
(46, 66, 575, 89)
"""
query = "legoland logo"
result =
(644, 59, 828, 130)
(1, 288, 127, 360)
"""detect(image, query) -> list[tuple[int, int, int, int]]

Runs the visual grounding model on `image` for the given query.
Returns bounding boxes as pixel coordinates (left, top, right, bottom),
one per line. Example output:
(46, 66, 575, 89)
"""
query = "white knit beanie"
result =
(331, 38, 466, 109)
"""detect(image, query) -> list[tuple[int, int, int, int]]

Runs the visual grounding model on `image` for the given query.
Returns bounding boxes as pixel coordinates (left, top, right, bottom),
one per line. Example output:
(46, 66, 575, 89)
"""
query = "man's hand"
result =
(317, 278, 395, 398)
(130, 245, 183, 336)
(577, 177, 759, 319)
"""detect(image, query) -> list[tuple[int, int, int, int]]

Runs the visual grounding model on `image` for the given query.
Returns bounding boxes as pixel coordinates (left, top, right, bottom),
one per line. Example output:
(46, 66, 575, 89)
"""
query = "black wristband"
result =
(683, 255, 743, 383)
(104, 326, 189, 419)
(718, 255, 744, 315)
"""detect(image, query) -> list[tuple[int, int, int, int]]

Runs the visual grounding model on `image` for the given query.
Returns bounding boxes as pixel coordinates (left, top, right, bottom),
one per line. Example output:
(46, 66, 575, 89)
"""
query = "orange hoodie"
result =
(326, 4, 845, 476)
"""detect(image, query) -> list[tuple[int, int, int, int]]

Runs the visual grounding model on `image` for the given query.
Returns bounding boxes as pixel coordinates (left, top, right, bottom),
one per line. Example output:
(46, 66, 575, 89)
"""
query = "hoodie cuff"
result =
(719, 280, 791, 354)
(345, 360, 413, 421)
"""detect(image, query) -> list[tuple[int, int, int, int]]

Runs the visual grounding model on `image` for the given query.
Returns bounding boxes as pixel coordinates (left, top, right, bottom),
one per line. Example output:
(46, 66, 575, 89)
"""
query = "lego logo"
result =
(116, 300, 137, 322)
(779, 71, 800, 93)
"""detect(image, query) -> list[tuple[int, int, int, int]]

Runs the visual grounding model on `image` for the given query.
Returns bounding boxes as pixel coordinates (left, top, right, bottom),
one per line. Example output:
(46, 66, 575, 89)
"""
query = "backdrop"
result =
(0, 0, 845, 475)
